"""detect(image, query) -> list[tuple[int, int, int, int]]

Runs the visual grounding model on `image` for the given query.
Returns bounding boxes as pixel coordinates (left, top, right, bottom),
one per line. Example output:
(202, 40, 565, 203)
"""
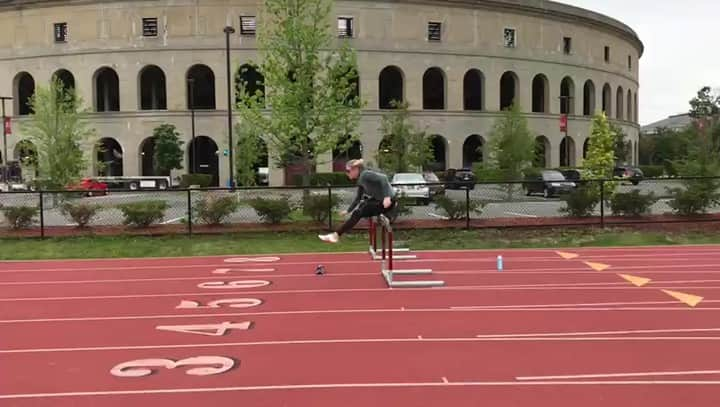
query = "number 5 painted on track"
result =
(110, 356, 235, 378)
(156, 321, 252, 336)
(198, 280, 271, 289)
(176, 298, 263, 309)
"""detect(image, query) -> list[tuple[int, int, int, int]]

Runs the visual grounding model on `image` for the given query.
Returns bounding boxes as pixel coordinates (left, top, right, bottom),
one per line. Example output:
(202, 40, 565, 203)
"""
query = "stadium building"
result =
(0, 0, 642, 186)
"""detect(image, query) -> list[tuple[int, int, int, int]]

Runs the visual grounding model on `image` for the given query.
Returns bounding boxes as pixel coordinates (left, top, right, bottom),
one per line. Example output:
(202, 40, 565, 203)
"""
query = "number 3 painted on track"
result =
(110, 356, 236, 378)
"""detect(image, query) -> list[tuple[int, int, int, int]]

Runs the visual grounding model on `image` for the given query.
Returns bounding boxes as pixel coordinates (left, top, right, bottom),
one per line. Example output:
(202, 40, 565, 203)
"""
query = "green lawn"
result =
(1, 228, 720, 261)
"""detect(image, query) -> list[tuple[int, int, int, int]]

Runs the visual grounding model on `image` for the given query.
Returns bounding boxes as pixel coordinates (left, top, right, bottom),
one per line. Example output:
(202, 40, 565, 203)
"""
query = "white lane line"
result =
(503, 212, 538, 218)
(442, 377, 449, 383)
(160, 217, 184, 225)
(476, 327, 720, 339)
(429, 213, 450, 220)
(4, 335, 720, 354)
(451, 299, 688, 309)
(3, 380, 720, 399)
(517, 370, 720, 381)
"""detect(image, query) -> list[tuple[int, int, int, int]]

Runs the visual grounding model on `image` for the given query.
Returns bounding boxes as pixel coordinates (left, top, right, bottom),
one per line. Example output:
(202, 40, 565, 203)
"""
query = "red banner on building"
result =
(3, 117, 10, 135)
(559, 114, 568, 132)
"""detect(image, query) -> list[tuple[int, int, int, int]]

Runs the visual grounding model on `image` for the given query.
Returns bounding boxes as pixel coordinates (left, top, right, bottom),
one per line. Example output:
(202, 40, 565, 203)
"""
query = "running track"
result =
(2, 246, 720, 406)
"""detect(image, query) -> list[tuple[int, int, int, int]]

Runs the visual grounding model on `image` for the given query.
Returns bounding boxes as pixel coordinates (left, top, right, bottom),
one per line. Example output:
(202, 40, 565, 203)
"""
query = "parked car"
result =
(444, 168, 476, 190)
(68, 178, 109, 197)
(422, 172, 445, 198)
(523, 170, 576, 198)
(560, 169, 581, 182)
(392, 172, 431, 205)
(614, 165, 643, 185)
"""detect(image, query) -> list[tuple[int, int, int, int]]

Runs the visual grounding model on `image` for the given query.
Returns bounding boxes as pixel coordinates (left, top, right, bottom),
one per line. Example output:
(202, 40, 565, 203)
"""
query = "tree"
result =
(487, 103, 535, 179)
(234, 0, 362, 186)
(376, 101, 432, 174)
(583, 112, 617, 183)
(610, 123, 631, 164)
(234, 122, 265, 186)
(152, 124, 184, 175)
(689, 86, 720, 119)
(22, 77, 95, 189)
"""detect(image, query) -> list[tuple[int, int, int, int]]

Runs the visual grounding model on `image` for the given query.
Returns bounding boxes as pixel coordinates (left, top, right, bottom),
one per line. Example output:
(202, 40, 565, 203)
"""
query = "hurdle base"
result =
(390, 269, 434, 275)
(382, 270, 444, 288)
(369, 246, 416, 261)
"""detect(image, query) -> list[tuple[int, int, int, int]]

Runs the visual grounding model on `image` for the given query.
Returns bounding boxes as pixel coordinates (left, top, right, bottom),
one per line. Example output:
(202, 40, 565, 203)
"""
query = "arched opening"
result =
(534, 136, 550, 168)
(187, 65, 216, 110)
(560, 77, 575, 115)
(94, 67, 120, 112)
(13, 72, 35, 116)
(531, 74, 549, 113)
(13, 140, 38, 177)
(282, 137, 316, 186)
(422, 67, 445, 110)
(379, 66, 404, 109)
(255, 138, 269, 185)
(140, 137, 159, 176)
(139, 65, 167, 110)
(500, 71, 518, 110)
(602, 84, 612, 116)
(188, 136, 220, 186)
(332, 136, 363, 172)
(627, 90, 633, 122)
(559, 136, 576, 167)
(583, 80, 595, 116)
(427, 135, 447, 171)
(583, 138, 589, 159)
(95, 138, 123, 176)
(634, 93, 638, 124)
(616, 86, 624, 120)
(235, 64, 265, 107)
(52, 69, 75, 93)
(463, 134, 484, 168)
(463, 69, 484, 111)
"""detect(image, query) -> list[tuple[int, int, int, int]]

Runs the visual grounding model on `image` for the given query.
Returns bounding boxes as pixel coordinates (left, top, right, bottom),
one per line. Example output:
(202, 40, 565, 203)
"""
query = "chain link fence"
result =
(1, 176, 719, 238)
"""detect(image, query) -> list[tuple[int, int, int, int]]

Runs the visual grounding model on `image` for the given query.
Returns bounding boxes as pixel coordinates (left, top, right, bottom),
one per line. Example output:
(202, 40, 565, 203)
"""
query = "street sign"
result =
(559, 114, 567, 132)
(3, 117, 10, 135)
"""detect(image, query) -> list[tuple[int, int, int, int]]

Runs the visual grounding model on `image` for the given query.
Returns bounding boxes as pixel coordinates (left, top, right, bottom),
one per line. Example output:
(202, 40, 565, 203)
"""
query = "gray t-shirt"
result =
(347, 169, 396, 211)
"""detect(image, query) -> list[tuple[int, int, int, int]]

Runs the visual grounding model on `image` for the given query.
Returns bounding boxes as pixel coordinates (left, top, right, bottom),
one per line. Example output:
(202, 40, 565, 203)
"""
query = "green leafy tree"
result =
(582, 112, 618, 195)
(234, 122, 265, 186)
(22, 77, 95, 189)
(234, 0, 362, 186)
(376, 101, 432, 174)
(610, 123, 631, 164)
(689, 86, 720, 119)
(152, 124, 184, 176)
(487, 103, 535, 197)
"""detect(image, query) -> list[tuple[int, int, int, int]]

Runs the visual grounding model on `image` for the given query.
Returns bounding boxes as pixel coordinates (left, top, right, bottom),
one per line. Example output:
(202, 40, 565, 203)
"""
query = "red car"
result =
(69, 178, 108, 197)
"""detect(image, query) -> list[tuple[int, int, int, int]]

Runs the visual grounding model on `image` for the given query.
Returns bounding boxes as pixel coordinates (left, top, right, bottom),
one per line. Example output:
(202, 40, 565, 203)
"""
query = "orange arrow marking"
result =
(618, 274, 651, 287)
(662, 290, 703, 307)
(556, 251, 579, 260)
(584, 261, 611, 271)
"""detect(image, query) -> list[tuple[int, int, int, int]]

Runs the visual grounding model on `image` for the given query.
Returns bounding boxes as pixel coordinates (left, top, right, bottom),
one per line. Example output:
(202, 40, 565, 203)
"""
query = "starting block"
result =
(368, 217, 415, 260)
(374, 215, 444, 288)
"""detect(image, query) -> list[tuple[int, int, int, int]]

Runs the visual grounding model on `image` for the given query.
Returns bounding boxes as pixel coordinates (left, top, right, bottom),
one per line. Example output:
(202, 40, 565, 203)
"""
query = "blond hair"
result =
(345, 159, 365, 171)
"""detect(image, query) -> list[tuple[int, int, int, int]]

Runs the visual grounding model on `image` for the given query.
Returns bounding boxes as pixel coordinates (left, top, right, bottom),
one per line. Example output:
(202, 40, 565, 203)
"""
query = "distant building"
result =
(641, 113, 693, 135)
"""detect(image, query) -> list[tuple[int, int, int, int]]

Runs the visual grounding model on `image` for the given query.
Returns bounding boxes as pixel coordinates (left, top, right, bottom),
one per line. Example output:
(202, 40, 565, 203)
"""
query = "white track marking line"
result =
(517, 370, 720, 381)
(5, 336, 720, 354)
(160, 217, 184, 225)
(3, 380, 720, 399)
(475, 327, 720, 339)
(503, 212, 538, 218)
(442, 377, 449, 383)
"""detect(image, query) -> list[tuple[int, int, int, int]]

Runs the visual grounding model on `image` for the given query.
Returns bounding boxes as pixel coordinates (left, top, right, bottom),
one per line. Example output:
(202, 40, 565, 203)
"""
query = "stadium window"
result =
(504, 28, 516, 48)
(604, 46, 610, 62)
(54, 23, 68, 43)
(338, 17, 354, 38)
(142, 18, 158, 37)
(563, 37, 572, 54)
(240, 16, 256, 36)
(628, 55, 632, 71)
(428, 22, 442, 42)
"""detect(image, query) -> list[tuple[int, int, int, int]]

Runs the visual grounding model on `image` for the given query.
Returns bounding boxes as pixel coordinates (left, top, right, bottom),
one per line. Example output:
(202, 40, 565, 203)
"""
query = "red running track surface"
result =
(3, 246, 720, 406)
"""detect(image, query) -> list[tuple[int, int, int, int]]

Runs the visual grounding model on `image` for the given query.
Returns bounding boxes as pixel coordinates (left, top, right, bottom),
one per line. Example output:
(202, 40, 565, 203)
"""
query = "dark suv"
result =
(445, 168, 476, 190)
(613, 165, 644, 185)
(523, 170, 577, 198)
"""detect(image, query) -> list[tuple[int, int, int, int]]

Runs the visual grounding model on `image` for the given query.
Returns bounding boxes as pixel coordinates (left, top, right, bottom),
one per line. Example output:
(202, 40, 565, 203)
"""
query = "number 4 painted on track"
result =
(156, 321, 252, 336)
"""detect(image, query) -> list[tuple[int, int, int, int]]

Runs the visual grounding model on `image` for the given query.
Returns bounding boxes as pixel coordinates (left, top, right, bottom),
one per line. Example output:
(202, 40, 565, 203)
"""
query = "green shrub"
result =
(248, 196, 294, 224)
(667, 179, 720, 215)
(180, 174, 213, 188)
(433, 195, 485, 220)
(472, 164, 506, 181)
(117, 201, 169, 228)
(1, 206, 39, 229)
(561, 187, 599, 217)
(638, 165, 664, 178)
(308, 172, 352, 186)
(60, 202, 101, 228)
(303, 193, 340, 223)
(610, 190, 658, 216)
(193, 195, 239, 226)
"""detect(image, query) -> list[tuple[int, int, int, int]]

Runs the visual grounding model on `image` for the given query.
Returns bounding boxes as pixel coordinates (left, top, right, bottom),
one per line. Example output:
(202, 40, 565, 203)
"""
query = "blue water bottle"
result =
(497, 255, 503, 272)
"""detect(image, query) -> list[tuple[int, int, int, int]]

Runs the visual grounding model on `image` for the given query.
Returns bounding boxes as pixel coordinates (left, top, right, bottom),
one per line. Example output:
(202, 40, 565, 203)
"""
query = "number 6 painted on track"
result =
(110, 356, 235, 378)
(197, 280, 271, 289)
(176, 298, 263, 309)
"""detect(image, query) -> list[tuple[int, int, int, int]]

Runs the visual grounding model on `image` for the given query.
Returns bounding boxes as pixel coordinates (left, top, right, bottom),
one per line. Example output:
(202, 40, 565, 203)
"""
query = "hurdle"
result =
(368, 217, 415, 260)
(376, 214, 444, 288)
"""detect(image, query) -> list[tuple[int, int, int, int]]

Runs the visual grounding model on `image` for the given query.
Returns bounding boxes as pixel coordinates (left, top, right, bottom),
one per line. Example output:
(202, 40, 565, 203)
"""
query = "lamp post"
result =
(0, 96, 12, 183)
(187, 77, 196, 175)
(223, 25, 236, 188)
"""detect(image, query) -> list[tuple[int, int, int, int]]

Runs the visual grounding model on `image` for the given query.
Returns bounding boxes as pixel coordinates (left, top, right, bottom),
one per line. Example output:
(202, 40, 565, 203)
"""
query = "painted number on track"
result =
(224, 256, 280, 263)
(176, 298, 263, 309)
(213, 268, 276, 274)
(198, 280, 271, 289)
(110, 356, 236, 378)
(156, 321, 252, 336)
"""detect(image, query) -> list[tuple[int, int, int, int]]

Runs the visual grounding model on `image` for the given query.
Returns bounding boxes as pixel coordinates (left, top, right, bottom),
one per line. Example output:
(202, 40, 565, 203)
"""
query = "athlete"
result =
(318, 159, 397, 243)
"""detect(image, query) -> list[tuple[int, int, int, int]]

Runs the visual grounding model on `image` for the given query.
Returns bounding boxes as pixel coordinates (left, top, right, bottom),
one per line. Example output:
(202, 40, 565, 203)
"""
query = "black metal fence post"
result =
(465, 187, 471, 230)
(39, 191, 45, 239)
(600, 180, 605, 228)
(187, 189, 193, 236)
(327, 184, 333, 232)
